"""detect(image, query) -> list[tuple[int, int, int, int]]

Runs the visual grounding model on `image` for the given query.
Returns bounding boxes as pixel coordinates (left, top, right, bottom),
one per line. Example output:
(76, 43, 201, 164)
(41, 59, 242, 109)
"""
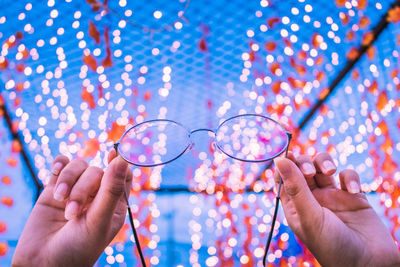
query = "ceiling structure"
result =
(0, 0, 399, 266)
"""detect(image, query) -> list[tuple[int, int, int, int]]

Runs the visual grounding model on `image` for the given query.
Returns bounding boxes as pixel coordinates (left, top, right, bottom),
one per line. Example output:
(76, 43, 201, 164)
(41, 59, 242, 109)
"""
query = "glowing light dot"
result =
(153, 11, 162, 19)
(125, 10, 132, 17)
(18, 13, 26, 20)
(150, 256, 159, 265)
(254, 247, 264, 258)
(24, 67, 32, 76)
(207, 246, 216, 255)
(260, 0, 269, 7)
(247, 30, 254, 38)
(50, 37, 57, 45)
(282, 16, 290, 24)
(163, 66, 171, 74)
(118, 20, 126, 28)
(5, 80, 15, 89)
(106, 255, 115, 264)
(74, 11, 81, 19)
(152, 48, 159, 55)
(240, 255, 249, 264)
(39, 117, 47, 126)
(50, 9, 58, 18)
(205, 256, 218, 266)
(115, 254, 124, 263)
(175, 21, 183, 29)
(72, 21, 79, 29)
(228, 237, 237, 247)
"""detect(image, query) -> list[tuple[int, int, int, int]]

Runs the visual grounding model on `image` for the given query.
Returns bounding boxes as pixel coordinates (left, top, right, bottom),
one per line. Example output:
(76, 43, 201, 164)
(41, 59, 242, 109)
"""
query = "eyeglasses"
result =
(114, 114, 292, 267)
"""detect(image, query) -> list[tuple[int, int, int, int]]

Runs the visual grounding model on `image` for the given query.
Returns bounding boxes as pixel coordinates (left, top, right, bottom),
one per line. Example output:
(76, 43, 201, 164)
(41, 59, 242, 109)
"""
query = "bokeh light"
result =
(0, 0, 399, 266)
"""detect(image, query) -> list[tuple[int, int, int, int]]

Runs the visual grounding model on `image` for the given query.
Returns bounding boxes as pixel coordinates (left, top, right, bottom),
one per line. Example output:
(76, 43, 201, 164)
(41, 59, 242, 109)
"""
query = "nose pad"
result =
(210, 141, 217, 153)
(212, 142, 217, 150)
(184, 142, 195, 154)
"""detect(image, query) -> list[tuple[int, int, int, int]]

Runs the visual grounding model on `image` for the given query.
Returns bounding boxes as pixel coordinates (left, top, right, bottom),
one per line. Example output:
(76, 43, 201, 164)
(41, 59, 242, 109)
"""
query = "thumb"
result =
(88, 156, 128, 230)
(274, 157, 322, 229)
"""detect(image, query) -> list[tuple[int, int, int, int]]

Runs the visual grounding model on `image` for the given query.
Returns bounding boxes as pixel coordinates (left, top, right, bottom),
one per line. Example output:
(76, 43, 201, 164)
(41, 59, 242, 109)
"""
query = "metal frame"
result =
(114, 114, 292, 267)
(115, 113, 290, 166)
(115, 119, 192, 168)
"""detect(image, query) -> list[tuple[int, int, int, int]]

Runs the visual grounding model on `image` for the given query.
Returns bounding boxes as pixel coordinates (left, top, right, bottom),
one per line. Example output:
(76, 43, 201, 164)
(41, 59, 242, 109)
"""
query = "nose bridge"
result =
(190, 128, 216, 136)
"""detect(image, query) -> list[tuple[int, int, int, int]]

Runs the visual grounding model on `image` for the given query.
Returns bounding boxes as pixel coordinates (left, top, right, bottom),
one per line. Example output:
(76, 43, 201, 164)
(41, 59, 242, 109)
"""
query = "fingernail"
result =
(322, 160, 336, 173)
(65, 201, 80, 220)
(51, 162, 63, 176)
(348, 181, 360, 194)
(54, 183, 68, 201)
(302, 162, 315, 176)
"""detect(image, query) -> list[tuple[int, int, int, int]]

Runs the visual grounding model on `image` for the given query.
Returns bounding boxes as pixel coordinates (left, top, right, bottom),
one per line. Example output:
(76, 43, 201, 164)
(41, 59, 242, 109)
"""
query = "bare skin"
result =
(12, 149, 132, 267)
(11, 150, 400, 266)
(274, 152, 400, 267)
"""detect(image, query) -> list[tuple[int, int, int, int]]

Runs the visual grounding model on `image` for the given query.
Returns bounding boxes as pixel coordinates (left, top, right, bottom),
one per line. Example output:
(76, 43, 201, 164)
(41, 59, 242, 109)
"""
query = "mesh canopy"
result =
(0, 0, 399, 266)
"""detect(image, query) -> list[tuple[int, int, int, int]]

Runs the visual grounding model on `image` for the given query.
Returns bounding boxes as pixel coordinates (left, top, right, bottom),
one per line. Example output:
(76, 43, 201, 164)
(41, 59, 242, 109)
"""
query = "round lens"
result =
(118, 120, 191, 166)
(215, 115, 288, 162)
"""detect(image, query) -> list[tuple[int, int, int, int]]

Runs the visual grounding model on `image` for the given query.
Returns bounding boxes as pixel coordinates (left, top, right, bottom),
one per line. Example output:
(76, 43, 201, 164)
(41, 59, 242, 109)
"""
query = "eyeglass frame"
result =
(113, 113, 293, 267)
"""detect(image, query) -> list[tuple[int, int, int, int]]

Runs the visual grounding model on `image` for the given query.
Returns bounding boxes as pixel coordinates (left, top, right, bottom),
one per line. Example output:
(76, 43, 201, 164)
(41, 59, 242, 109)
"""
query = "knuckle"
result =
(341, 169, 359, 180)
(58, 169, 77, 183)
(315, 152, 331, 161)
(107, 183, 125, 198)
(284, 183, 301, 197)
(72, 158, 89, 169)
(125, 169, 133, 181)
(297, 155, 312, 164)
(54, 155, 70, 165)
(69, 189, 86, 203)
(297, 155, 310, 161)
(88, 166, 104, 177)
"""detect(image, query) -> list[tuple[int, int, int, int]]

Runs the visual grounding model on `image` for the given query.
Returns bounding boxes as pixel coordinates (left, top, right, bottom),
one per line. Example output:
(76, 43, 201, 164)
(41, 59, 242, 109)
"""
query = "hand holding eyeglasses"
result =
(12, 149, 133, 267)
(12, 148, 400, 266)
(274, 152, 400, 267)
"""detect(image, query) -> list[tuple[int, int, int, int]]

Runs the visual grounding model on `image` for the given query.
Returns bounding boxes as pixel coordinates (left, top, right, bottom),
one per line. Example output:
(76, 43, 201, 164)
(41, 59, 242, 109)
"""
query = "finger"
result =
(339, 169, 361, 194)
(53, 159, 88, 202)
(314, 173, 336, 188)
(48, 155, 70, 187)
(274, 152, 295, 200)
(274, 157, 322, 228)
(273, 168, 291, 206)
(112, 168, 134, 229)
(109, 147, 131, 199)
(314, 188, 369, 211)
(65, 166, 103, 220)
(295, 155, 318, 190)
(295, 155, 316, 178)
(108, 148, 117, 164)
(124, 168, 133, 197)
(313, 153, 337, 176)
(87, 156, 128, 231)
(313, 153, 337, 188)
(286, 151, 296, 162)
(274, 151, 296, 185)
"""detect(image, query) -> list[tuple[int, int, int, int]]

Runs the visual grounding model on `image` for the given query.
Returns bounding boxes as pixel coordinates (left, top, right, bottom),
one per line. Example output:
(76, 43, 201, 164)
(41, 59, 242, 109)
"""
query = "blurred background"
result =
(0, 0, 399, 266)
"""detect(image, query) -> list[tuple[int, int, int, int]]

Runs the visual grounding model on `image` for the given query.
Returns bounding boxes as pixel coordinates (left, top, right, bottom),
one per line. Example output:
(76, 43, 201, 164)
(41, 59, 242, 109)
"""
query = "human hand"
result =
(274, 152, 400, 267)
(12, 149, 132, 267)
